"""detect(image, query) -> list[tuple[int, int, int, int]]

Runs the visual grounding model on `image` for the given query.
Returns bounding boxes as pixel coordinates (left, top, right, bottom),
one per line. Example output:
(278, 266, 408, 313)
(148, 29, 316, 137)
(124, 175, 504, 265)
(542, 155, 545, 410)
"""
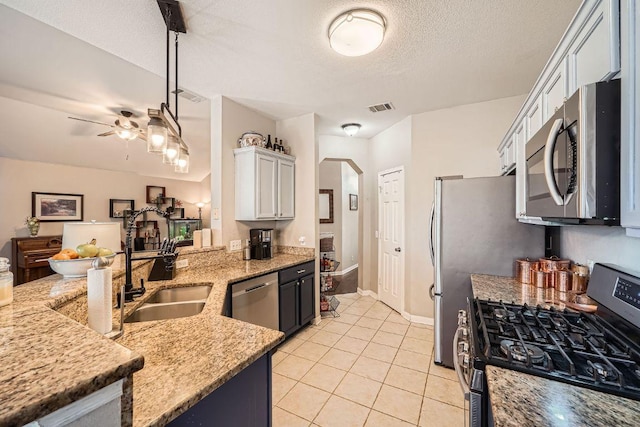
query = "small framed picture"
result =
(32, 192, 84, 222)
(146, 186, 166, 204)
(349, 194, 358, 211)
(110, 199, 135, 218)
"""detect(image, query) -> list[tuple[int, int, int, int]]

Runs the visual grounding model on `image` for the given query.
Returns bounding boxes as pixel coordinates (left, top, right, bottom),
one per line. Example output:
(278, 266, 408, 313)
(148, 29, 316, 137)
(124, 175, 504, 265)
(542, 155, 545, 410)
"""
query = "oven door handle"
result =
(543, 118, 565, 206)
(453, 326, 470, 397)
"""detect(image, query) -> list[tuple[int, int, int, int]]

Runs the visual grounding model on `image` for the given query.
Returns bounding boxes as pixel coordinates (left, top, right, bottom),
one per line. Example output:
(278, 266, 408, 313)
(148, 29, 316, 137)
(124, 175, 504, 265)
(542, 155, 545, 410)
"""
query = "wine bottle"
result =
(265, 134, 272, 149)
(274, 138, 279, 151)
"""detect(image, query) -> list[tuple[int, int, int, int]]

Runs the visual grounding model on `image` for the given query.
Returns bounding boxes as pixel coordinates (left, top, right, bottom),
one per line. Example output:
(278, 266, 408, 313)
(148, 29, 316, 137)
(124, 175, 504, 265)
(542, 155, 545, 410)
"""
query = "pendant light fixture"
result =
(342, 123, 361, 137)
(148, 0, 190, 173)
(329, 9, 386, 57)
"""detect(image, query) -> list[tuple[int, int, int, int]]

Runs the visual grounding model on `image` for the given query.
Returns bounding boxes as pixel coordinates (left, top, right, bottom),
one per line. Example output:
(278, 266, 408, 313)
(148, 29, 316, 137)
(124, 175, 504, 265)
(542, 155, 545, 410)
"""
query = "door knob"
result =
(395, 247, 401, 252)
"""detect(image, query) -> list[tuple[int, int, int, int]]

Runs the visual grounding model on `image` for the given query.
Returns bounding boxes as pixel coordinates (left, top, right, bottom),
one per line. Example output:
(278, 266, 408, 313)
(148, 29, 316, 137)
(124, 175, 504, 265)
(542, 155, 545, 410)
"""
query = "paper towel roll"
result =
(202, 228, 212, 247)
(87, 267, 113, 334)
(193, 230, 202, 249)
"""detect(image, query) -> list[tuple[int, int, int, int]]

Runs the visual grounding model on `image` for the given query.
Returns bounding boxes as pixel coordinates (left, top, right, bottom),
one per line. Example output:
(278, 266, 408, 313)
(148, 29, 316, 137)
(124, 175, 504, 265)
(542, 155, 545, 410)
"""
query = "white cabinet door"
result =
(526, 97, 543, 139)
(255, 154, 277, 219)
(568, 0, 620, 94)
(621, 0, 640, 236)
(278, 158, 295, 219)
(514, 122, 528, 218)
(542, 59, 568, 121)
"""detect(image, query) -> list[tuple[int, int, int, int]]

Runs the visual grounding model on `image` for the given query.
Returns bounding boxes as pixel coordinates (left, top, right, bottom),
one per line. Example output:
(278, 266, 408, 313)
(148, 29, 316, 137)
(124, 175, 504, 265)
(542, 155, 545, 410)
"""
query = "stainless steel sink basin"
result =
(124, 301, 206, 323)
(124, 285, 212, 323)
(145, 285, 212, 304)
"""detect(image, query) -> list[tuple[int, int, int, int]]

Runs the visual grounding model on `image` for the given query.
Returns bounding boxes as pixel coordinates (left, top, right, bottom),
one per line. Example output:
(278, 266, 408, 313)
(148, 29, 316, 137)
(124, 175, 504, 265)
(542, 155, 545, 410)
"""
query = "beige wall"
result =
(0, 156, 206, 261)
(319, 161, 343, 262)
(408, 94, 526, 318)
(341, 162, 358, 271)
(560, 226, 640, 270)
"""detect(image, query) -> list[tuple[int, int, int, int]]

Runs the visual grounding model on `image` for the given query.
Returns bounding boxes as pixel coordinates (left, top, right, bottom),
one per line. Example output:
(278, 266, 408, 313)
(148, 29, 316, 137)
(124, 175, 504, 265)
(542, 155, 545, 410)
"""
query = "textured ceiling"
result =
(0, 0, 582, 178)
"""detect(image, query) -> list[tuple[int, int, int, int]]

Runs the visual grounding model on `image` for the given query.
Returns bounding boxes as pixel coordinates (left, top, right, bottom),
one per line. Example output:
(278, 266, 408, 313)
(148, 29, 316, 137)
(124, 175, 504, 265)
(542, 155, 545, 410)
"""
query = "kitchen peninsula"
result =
(0, 246, 314, 426)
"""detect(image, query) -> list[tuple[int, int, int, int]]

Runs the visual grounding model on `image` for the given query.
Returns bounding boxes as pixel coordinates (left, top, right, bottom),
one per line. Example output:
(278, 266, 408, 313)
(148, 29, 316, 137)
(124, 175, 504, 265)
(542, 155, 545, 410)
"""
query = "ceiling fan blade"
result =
(97, 130, 116, 137)
(68, 116, 114, 127)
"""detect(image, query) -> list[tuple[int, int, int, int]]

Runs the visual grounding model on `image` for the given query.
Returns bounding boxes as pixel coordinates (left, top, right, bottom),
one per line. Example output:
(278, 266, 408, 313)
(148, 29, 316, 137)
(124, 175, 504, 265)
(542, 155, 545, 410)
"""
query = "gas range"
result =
(457, 263, 640, 427)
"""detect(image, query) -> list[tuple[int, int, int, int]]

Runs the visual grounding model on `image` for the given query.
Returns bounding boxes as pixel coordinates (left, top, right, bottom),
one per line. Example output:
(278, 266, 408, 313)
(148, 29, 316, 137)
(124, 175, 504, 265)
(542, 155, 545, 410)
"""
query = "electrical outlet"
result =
(176, 259, 189, 269)
(299, 236, 306, 245)
(230, 240, 242, 251)
(586, 259, 595, 273)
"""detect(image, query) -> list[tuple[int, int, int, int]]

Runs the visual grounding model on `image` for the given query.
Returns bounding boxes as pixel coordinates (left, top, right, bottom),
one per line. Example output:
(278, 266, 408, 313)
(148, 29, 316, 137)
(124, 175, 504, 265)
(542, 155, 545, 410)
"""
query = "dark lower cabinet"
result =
(279, 261, 315, 338)
(167, 353, 272, 426)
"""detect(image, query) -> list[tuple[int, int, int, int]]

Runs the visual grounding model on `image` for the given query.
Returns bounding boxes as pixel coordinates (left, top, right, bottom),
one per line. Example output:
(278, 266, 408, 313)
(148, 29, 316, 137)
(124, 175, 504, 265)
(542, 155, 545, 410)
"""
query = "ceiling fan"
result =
(68, 110, 147, 141)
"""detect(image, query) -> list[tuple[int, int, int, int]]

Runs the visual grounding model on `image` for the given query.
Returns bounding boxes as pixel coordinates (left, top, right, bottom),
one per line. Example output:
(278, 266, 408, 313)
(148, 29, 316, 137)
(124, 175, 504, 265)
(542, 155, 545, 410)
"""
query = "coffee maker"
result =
(249, 229, 272, 260)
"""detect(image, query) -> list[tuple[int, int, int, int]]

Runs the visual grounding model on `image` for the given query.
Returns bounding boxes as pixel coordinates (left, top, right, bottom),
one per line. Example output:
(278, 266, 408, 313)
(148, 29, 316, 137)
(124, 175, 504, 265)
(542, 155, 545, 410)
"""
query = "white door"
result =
(378, 168, 405, 313)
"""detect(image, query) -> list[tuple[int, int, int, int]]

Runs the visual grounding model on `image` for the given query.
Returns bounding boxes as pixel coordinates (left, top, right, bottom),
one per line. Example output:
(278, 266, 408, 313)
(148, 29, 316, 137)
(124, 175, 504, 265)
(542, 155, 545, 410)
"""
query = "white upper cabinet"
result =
(497, 0, 621, 221)
(621, 0, 640, 236)
(234, 146, 296, 221)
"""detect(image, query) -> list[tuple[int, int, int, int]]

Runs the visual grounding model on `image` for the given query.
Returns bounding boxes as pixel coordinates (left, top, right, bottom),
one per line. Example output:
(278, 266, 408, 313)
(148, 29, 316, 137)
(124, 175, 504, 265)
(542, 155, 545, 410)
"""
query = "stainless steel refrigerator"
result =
(429, 175, 545, 368)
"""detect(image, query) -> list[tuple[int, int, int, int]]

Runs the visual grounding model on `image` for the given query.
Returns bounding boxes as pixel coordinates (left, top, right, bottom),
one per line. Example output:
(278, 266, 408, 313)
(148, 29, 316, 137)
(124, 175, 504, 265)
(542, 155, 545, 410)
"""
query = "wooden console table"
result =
(11, 235, 62, 286)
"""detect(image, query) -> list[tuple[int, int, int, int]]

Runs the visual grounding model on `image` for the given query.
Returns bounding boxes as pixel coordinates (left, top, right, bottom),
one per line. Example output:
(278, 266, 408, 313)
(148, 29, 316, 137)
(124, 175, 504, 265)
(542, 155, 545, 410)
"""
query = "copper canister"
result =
(532, 270, 551, 288)
(539, 256, 571, 272)
(573, 273, 589, 292)
(555, 269, 573, 292)
(529, 262, 540, 284)
(572, 263, 590, 276)
(516, 259, 534, 284)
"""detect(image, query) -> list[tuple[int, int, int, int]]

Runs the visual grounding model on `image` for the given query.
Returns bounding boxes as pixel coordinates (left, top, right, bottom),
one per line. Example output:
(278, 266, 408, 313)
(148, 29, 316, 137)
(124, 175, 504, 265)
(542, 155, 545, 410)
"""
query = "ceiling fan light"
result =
(163, 136, 180, 165)
(116, 129, 137, 141)
(175, 147, 190, 173)
(147, 118, 167, 153)
(342, 123, 361, 137)
(329, 9, 385, 57)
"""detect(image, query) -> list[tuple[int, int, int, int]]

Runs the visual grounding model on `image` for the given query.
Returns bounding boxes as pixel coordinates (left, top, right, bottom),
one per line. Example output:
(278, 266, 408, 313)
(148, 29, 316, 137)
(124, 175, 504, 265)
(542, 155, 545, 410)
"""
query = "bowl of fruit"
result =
(48, 239, 116, 278)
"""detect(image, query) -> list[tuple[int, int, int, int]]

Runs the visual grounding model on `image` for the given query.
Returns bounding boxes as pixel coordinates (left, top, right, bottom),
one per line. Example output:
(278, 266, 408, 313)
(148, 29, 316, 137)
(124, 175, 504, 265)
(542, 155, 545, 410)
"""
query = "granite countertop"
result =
(1, 248, 313, 427)
(472, 274, 640, 427)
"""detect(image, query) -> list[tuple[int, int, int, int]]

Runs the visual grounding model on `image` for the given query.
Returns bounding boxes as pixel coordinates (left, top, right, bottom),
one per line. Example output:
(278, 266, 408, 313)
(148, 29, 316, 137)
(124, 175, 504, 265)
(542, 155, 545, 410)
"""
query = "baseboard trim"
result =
(312, 315, 322, 325)
(335, 263, 358, 276)
(402, 312, 434, 326)
(357, 288, 378, 299)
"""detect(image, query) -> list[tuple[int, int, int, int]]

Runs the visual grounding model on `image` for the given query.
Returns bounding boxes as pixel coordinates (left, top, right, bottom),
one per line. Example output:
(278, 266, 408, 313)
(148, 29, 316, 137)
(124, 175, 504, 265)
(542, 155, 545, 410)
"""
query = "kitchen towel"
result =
(202, 228, 212, 247)
(193, 230, 203, 249)
(87, 266, 113, 334)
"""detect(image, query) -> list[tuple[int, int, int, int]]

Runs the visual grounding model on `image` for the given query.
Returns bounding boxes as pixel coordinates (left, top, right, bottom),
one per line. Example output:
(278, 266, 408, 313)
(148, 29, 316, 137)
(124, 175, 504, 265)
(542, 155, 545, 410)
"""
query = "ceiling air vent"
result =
(368, 102, 395, 113)
(172, 88, 206, 103)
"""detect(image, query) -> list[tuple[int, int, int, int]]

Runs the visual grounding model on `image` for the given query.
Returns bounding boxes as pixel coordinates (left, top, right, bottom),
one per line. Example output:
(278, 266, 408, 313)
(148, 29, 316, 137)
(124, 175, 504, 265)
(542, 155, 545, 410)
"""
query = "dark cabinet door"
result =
(299, 274, 315, 326)
(279, 280, 298, 336)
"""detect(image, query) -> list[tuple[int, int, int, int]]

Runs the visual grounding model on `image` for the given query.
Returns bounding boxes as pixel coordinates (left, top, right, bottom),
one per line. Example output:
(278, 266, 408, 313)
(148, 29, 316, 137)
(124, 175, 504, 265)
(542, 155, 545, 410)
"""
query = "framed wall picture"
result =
(32, 192, 84, 222)
(146, 186, 166, 204)
(349, 194, 358, 211)
(319, 189, 334, 224)
(110, 199, 135, 218)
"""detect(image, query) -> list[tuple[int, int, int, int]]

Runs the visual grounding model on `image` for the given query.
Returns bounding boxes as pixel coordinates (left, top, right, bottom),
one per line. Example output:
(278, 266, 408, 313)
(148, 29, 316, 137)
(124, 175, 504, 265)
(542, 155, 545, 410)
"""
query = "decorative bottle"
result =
(265, 135, 272, 149)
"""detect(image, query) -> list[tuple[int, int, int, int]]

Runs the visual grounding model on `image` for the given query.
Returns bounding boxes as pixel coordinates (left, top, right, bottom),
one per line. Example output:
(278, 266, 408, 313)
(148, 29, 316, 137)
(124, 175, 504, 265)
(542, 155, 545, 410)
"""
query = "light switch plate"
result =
(213, 208, 220, 220)
(230, 240, 242, 251)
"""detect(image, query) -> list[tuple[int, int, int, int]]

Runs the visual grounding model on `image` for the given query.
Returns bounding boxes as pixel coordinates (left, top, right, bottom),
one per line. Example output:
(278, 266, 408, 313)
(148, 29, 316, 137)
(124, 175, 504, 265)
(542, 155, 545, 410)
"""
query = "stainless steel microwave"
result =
(525, 80, 620, 224)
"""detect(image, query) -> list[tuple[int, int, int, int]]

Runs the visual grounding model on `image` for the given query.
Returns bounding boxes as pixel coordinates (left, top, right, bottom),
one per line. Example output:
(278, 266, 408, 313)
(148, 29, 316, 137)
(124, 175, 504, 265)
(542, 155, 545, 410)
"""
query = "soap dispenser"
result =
(0, 257, 13, 307)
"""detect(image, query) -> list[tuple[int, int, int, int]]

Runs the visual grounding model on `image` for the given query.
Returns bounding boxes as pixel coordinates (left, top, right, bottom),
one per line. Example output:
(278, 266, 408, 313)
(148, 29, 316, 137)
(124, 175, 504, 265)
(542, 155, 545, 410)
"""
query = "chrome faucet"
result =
(118, 206, 177, 305)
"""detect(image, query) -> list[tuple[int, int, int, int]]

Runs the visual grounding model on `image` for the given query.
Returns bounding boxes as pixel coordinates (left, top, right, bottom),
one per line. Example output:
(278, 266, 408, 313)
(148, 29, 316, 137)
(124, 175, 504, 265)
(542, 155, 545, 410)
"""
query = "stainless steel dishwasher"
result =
(231, 272, 279, 330)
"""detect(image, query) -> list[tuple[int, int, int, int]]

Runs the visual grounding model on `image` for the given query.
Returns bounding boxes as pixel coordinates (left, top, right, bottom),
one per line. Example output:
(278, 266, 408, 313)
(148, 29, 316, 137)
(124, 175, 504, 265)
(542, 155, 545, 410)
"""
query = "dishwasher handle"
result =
(231, 278, 277, 298)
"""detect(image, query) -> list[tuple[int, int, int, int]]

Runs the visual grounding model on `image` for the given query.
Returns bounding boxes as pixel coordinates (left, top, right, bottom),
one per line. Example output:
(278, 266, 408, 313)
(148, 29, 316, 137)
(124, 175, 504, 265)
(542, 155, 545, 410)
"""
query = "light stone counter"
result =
(473, 274, 640, 427)
(1, 247, 314, 427)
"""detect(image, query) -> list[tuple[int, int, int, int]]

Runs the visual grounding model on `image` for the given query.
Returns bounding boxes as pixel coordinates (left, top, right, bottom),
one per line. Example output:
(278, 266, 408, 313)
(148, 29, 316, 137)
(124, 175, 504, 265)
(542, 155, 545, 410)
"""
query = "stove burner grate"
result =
(587, 362, 619, 382)
(500, 339, 545, 364)
(494, 308, 516, 321)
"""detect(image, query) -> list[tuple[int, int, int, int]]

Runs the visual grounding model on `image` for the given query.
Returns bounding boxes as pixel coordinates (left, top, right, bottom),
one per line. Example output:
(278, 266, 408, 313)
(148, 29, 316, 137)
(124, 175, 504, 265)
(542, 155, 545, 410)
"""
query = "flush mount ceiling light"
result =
(342, 123, 361, 137)
(328, 9, 386, 57)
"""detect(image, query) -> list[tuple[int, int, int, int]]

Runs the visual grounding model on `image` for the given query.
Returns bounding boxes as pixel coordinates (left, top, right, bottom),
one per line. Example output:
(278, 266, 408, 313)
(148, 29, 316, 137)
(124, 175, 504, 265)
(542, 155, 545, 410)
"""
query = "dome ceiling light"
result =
(342, 123, 361, 137)
(328, 9, 386, 57)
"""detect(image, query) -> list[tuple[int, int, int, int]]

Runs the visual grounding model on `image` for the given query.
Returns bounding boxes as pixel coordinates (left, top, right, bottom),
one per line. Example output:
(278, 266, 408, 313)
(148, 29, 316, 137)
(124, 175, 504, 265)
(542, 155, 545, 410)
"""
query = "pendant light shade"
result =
(147, 117, 168, 153)
(175, 146, 190, 173)
(342, 123, 361, 137)
(329, 9, 385, 57)
(163, 135, 180, 165)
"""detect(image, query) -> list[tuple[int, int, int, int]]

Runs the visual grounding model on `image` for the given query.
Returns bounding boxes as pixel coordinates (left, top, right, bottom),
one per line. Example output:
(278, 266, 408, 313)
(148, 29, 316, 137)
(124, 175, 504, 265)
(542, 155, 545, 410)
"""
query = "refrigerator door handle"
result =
(429, 284, 435, 300)
(428, 201, 435, 266)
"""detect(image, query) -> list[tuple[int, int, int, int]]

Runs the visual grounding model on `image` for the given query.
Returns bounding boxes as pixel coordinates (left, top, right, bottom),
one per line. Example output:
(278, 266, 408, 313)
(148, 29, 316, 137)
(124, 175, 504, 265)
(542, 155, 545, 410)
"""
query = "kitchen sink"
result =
(144, 285, 212, 304)
(124, 301, 206, 323)
(124, 285, 212, 323)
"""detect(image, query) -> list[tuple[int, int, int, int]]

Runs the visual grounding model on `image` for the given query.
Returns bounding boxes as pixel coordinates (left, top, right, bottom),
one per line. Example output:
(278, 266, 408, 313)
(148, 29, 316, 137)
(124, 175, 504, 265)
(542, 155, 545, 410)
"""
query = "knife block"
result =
(147, 256, 177, 282)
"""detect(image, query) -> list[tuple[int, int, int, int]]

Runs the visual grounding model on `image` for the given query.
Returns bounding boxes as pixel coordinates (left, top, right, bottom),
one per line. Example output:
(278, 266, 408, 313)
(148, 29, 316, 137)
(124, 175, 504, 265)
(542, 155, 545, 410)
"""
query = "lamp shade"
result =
(147, 117, 168, 153)
(342, 123, 361, 137)
(62, 222, 121, 253)
(329, 9, 385, 57)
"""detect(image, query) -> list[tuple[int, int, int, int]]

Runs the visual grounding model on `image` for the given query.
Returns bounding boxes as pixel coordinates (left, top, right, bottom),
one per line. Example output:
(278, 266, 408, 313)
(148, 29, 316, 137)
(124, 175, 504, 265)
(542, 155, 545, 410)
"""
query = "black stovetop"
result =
(471, 298, 640, 401)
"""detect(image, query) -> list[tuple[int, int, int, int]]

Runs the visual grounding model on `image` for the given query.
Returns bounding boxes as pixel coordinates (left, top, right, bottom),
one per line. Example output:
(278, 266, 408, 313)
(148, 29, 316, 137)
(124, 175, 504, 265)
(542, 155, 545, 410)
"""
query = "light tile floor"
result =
(272, 293, 466, 427)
